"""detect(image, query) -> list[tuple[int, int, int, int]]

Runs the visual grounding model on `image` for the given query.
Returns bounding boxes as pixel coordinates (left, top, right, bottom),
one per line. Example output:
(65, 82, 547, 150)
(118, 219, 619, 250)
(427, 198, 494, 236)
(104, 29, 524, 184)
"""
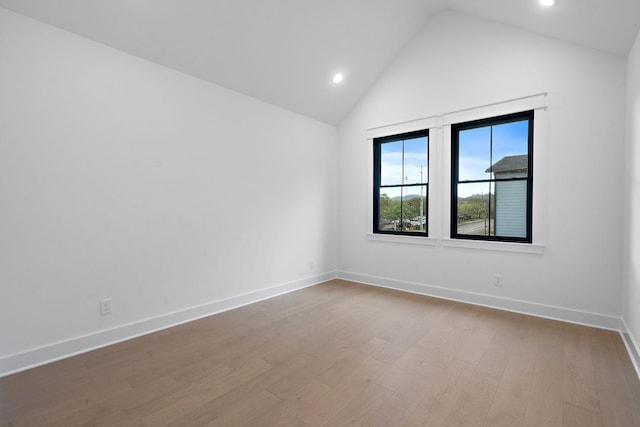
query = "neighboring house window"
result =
(373, 130, 429, 236)
(451, 111, 533, 243)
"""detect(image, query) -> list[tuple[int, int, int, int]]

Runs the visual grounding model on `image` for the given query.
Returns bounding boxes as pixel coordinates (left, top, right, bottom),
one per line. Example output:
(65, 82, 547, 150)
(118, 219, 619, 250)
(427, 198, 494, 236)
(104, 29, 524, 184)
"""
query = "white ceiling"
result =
(1, 0, 639, 125)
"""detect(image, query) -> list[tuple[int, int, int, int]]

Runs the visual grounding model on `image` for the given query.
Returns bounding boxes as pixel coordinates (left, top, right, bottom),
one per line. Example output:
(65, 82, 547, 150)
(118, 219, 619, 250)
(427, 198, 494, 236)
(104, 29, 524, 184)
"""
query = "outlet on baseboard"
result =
(494, 274, 504, 287)
(100, 298, 112, 315)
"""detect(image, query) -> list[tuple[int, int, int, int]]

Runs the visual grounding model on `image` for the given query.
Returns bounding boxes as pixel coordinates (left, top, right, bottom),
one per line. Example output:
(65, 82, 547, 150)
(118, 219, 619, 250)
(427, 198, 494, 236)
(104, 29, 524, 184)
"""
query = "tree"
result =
(379, 193, 400, 224)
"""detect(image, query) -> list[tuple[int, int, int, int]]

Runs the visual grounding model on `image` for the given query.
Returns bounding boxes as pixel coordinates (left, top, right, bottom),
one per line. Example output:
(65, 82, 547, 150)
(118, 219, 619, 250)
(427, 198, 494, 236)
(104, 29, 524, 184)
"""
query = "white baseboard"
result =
(621, 318, 640, 380)
(0, 271, 337, 378)
(3, 270, 630, 380)
(337, 270, 621, 331)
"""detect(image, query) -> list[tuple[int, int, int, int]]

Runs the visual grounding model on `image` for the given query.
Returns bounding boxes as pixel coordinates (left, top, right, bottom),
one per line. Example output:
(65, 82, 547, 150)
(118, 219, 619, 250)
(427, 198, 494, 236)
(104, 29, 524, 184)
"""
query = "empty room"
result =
(2, 0, 640, 426)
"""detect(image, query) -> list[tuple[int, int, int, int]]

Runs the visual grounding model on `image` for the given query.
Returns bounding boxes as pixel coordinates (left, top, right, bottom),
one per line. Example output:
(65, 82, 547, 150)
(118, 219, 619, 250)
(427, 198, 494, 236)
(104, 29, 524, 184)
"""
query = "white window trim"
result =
(367, 115, 439, 243)
(366, 93, 547, 254)
(440, 238, 545, 254)
(367, 233, 439, 246)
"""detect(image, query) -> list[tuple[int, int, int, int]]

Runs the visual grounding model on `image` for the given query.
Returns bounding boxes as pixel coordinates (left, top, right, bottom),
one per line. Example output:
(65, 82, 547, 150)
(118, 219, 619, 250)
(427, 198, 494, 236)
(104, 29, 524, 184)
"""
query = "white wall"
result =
(0, 8, 337, 375)
(623, 29, 640, 367)
(1, 5, 634, 378)
(337, 11, 627, 327)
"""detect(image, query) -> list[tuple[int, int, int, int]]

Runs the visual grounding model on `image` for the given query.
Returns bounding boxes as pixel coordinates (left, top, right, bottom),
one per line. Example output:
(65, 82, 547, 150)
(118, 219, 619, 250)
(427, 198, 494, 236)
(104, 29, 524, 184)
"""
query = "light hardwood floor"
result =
(1, 279, 640, 426)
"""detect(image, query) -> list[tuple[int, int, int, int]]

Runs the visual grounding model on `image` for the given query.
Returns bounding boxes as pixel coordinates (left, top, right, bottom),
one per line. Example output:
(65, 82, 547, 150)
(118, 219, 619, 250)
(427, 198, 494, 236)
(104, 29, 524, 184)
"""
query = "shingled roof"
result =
(486, 154, 528, 174)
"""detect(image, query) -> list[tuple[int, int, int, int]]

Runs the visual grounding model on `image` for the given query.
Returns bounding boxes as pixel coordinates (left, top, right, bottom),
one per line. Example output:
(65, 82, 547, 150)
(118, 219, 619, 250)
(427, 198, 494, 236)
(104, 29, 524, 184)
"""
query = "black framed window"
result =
(451, 111, 533, 243)
(373, 129, 429, 236)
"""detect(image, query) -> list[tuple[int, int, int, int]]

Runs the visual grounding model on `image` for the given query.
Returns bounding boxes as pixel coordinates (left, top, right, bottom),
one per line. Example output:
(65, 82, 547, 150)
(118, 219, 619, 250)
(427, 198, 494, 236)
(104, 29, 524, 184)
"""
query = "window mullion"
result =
(401, 140, 405, 231)
(489, 125, 493, 236)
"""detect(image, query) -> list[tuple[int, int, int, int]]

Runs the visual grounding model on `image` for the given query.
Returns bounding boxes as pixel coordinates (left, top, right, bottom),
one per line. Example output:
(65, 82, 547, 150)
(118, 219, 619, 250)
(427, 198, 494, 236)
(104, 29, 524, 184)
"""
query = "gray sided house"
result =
(486, 154, 528, 238)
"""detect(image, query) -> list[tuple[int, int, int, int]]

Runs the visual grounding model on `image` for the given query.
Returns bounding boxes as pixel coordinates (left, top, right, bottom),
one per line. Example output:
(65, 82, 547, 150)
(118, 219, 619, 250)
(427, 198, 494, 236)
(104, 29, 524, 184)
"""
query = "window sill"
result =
(367, 233, 439, 247)
(366, 234, 545, 254)
(440, 238, 545, 254)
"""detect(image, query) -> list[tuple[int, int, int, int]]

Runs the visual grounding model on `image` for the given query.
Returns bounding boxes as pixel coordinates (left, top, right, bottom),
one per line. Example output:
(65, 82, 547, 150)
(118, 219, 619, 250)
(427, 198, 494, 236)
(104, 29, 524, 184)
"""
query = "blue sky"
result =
(378, 119, 528, 198)
(458, 119, 528, 196)
(380, 136, 428, 186)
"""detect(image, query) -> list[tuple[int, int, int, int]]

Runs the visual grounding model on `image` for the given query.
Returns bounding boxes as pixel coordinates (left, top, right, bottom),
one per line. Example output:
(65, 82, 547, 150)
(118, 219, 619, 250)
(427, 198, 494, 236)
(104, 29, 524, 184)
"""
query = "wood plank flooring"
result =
(1, 279, 639, 426)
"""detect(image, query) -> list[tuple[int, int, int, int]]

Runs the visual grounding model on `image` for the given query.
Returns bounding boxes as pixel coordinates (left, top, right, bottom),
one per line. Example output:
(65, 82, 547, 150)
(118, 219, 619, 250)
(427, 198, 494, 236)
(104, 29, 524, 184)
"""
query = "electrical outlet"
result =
(494, 275, 504, 287)
(100, 298, 112, 315)
(308, 260, 314, 270)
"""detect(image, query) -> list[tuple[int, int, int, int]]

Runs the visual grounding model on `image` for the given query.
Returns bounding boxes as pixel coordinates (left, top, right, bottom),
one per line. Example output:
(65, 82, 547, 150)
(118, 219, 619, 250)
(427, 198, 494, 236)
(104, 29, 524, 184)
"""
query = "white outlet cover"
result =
(100, 299, 112, 315)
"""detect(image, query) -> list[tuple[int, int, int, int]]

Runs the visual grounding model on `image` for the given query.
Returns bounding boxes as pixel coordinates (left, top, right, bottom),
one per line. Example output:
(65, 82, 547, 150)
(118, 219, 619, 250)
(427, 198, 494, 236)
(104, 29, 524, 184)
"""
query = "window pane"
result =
(490, 120, 529, 177)
(380, 141, 403, 186)
(458, 126, 491, 181)
(403, 136, 428, 184)
(402, 186, 427, 232)
(378, 187, 401, 231)
(374, 129, 429, 236)
(452, 111, 532, 243)
(494, 180, 527, 238)
(456, 182, 494, 236)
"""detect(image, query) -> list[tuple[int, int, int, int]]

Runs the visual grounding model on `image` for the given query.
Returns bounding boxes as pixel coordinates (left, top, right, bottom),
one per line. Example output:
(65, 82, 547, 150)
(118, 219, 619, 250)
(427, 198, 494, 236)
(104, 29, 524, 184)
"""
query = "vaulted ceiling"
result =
(1, 0, 639, 125)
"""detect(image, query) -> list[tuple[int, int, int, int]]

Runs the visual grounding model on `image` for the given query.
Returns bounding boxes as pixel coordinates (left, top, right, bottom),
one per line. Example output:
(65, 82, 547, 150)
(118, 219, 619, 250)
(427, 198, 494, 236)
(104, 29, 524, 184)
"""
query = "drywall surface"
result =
(624, 29, 640, 366)
(0, 8, 337, 374)
(337, 11, 627, 326)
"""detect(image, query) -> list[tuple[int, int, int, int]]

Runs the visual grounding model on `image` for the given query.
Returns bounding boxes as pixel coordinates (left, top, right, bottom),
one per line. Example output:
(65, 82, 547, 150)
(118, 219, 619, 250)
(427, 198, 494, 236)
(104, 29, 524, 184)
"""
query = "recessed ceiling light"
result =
(538, 0, 557, 6)
(332, 73, 344, 85)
